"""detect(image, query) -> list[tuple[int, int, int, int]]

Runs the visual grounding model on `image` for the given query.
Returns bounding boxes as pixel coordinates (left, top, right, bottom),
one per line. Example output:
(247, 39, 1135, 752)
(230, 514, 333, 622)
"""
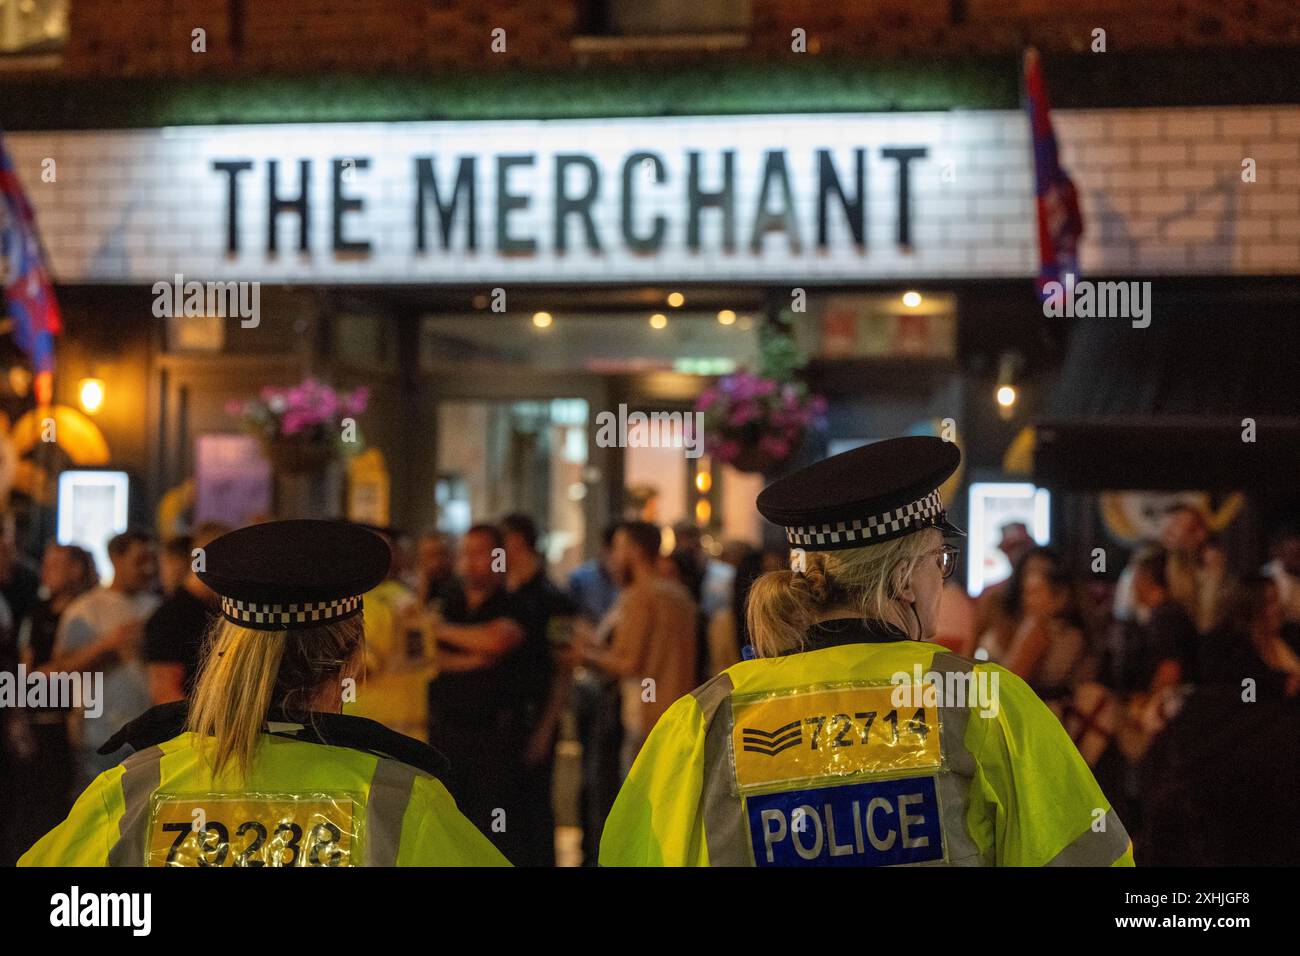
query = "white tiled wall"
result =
(5, 106, 1297, 284)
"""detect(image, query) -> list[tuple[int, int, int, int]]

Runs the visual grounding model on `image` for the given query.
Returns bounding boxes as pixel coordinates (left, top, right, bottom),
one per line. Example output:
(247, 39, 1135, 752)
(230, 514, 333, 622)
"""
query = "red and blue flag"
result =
(0, 130, 61, 405)
(1023, 48, 1083, 299)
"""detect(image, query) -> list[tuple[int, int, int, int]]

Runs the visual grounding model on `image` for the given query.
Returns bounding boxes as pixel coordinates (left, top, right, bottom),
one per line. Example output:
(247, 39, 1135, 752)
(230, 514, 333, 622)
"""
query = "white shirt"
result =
(55, 586, 161, 780)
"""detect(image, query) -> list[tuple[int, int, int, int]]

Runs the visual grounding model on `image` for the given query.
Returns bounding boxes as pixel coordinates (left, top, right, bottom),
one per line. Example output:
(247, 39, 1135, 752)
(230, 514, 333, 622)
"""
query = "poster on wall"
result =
(195, 433, 271, 527)
(815, 294, 957, 360)
(966, 482, 1051, 596)
(57, 470, 129, 582)
(347, 448, 391, 527)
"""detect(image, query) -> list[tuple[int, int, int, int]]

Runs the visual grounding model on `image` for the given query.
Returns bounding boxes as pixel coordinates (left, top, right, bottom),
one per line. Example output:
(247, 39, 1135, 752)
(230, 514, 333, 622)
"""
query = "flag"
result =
(1023, 48, 1083, 299)
(0, 129, 62, 406)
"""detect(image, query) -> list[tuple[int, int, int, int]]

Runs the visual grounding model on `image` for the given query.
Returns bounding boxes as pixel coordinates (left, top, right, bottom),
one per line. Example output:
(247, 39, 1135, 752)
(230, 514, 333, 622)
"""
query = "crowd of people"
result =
(941, 507, 1300, 864)
(0, 512, 783, 866)
(1, 501, 1297, 865)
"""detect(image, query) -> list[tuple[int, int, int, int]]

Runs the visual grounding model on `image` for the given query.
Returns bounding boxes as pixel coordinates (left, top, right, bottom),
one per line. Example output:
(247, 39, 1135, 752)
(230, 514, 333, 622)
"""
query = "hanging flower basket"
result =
(227, 378, 369, 518)
(265, 438, 337, 474)
(696, 372, 826, 474)
(731, 435, 806, 475)
(227, 378, 369, 469)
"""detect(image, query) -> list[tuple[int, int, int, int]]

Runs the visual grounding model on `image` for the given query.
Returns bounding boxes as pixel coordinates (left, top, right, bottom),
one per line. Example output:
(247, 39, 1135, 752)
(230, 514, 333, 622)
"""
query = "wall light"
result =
(78, 378, 106, 415)
(995, 351, 1022, 420)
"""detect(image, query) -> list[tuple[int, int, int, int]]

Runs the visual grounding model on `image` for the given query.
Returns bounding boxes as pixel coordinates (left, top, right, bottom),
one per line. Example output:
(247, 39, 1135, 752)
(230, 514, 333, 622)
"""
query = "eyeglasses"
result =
(927, 545, 961, 580)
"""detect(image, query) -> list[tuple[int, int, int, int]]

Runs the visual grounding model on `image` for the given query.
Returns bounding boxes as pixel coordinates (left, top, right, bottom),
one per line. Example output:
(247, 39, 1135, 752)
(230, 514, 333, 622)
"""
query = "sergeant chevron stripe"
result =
(741, 719, 803, 756)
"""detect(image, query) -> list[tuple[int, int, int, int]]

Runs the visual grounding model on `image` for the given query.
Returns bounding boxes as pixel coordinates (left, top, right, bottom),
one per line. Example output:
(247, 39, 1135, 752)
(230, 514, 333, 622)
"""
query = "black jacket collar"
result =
(97, 700, 450, 779)
(792, 617, 911, 654)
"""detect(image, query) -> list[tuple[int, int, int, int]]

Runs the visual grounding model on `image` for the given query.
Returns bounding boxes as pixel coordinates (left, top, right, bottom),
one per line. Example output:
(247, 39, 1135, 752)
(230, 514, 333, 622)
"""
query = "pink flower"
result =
(346, 387, 370, 416)
(317, 388, 339, 420)
(281, 410, 310, 436)
(759, 435, 791, 460)
(714, 440, 741, 463)
(728, 401, 760, 427)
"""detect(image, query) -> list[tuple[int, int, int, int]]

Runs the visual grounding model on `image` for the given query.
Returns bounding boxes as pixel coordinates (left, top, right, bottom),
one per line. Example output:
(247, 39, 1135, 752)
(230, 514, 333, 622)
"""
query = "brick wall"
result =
(753, 0, 1300, 57)
(64, 0, 580, 76)
(51, 0, 1300, 78)
(1058, 107, 1300, 273)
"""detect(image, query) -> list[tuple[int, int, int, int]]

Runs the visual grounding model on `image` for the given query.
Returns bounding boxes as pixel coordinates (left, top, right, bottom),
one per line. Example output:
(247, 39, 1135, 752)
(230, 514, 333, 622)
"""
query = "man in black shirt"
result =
(500, 513, 579, 867)
(417, 530, 457, 606)
(143, 523, 227, 702)
(427, 524, 530, 863)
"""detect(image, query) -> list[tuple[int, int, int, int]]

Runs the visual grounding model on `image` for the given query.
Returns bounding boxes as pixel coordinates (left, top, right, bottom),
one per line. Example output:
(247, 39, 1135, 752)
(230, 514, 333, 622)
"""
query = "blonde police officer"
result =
(600, 437, 1134, 867)
(21, 520, 507, 867)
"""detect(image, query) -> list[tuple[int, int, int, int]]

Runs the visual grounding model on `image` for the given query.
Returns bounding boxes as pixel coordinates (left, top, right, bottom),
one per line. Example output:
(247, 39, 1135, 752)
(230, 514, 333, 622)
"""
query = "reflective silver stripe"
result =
(365, 757, 420, 866)
(692, 673, 752, 866)
(927, 653, 993, 866)
(106, 745, 164, 867)
(1047, 809, 1132, 866)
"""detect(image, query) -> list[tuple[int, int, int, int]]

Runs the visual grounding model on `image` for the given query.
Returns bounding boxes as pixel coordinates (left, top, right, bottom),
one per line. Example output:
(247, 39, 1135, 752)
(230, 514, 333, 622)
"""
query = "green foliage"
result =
(1, 49, 1295, 130)
(757, 319, 805, 383)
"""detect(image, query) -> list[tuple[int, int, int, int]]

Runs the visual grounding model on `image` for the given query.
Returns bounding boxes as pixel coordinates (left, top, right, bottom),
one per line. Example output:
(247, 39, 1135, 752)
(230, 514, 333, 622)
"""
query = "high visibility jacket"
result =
(19, 706, 509, 867)
(599, 622, 1135, 867)
(346, 579, 437, 742)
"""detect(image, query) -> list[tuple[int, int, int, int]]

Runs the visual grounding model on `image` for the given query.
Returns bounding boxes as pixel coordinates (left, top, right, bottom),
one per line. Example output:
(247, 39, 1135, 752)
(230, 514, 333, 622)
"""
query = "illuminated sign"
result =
(12, 113, 1039, 283)
(966, 482, 1051, 596)
(210, 146, 928, 258)
(10, 106, 1299, 284)
(56, 470, 130, 581)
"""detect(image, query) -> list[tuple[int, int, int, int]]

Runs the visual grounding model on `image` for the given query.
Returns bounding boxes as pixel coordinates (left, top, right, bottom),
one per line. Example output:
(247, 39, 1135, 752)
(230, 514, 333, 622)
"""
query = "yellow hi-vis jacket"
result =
(346, 579, 438, 743)
(20, 707, 509, 867)
(600, 628, 1135, 867)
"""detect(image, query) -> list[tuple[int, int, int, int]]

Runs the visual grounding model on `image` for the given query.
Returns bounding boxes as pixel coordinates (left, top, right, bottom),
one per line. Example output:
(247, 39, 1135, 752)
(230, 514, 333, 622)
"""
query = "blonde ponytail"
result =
(746, 528, 941, 658)
(187, 615, 365, 781)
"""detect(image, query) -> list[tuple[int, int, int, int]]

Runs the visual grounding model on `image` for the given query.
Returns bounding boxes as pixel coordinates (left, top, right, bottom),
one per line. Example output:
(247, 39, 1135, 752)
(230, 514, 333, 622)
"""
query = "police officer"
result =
(599, 437, 1134, 867)
(20, 520, 507, 867)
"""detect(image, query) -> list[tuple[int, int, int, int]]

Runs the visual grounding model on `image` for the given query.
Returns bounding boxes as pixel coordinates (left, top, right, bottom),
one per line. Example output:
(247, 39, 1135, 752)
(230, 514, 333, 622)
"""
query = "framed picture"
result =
(195, 433, 272, 528)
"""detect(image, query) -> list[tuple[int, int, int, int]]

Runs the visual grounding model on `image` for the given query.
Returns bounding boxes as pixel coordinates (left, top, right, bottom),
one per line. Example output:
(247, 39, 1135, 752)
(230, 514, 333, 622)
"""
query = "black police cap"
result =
(757, 436, 965, 551)
(197, 520, 392, 631)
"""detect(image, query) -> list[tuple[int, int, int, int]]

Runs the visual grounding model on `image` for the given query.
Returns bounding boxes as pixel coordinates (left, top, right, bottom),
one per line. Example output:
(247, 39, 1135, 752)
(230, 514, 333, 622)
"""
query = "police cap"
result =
(757, 436, 965, 551)
(197, 519, 391, 631)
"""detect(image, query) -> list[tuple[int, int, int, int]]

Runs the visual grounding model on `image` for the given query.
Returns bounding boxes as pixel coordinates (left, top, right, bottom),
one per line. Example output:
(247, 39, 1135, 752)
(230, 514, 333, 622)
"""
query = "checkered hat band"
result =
(784, 489, 945, 551)
(220, 594, 363, 631)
